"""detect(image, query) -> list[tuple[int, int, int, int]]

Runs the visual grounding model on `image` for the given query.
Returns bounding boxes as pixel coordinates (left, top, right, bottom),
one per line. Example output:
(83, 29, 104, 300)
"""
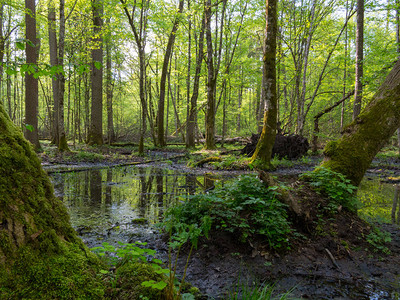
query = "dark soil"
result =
(153, 180, 400, 299)
(40, 144, 400, 299)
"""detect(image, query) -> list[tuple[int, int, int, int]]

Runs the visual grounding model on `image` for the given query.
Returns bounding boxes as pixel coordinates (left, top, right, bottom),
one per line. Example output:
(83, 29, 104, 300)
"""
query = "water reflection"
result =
(358, 179, 399, 224)
(51, 166, 223, 230)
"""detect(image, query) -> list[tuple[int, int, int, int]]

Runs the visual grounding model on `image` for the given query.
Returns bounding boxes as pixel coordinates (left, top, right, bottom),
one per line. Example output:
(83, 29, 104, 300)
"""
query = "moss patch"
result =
(0, 104, 105, 298)
(111, 261, 167, 299)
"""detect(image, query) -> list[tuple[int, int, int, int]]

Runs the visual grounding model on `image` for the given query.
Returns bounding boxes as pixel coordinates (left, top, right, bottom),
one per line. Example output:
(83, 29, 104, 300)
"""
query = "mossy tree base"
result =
(0, 104, 103, 298)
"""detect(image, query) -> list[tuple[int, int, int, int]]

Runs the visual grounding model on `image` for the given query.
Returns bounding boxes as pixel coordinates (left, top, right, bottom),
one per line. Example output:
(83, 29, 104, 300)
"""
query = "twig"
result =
(325, 248, 340, 269)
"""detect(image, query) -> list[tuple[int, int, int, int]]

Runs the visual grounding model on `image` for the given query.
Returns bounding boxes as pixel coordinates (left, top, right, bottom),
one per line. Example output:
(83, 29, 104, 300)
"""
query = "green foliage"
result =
(162, 175, 292, 250)
(301, 167, 359, 213)
(0, 243, 105, 299)
(73, 150, 105, 162)
(91, 241, 170, 298)
(366, 227, 392, 254)
(227, 281, 293, 300)
(210, 155, 250, 170)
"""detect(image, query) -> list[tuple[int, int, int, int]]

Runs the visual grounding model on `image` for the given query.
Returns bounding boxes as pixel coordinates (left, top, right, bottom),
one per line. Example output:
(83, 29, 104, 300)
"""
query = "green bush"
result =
(162, 175, 292, 250)
(300, 167, 359, 213)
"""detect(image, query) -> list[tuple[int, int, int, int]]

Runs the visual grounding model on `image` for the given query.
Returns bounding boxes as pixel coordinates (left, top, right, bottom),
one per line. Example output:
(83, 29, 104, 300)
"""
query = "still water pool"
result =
(50, 166, 400, 247)
(50, 165, 227, 247)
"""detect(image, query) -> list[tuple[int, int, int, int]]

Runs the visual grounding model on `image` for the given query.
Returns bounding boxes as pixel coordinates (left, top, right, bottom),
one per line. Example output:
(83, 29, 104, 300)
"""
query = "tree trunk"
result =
(0, 103, 101, 298)
(88, 0, 103, 145)
(157, 0, 184, 147)
(353, 0, 364, 120)
(48, 1, 59, 145)
(24, 0, 40, 150)
(105, 19, 115, 144)
(205, 0, 216, 150)
(186, 12, 205, 148)
(250, 0, 278, 169)
(57, 0, 69, 152)
(322, 59, 400, 186)
(120, 0, 150, 154)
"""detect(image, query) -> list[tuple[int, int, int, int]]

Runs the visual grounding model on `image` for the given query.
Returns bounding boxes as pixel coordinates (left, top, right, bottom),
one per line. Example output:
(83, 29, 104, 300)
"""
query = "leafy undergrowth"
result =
(163, 175, 293, 251)
(162, 168, 392, 259)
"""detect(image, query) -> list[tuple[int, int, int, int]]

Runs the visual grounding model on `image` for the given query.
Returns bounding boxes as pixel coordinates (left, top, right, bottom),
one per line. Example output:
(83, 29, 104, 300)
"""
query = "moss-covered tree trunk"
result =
(0, 104, 103, 298)
(322, 59, 400, 186)
(250, 0, 277, 169)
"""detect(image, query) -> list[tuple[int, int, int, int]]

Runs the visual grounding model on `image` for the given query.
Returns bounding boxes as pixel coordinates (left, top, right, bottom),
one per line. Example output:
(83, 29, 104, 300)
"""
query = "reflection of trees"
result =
(392, 185, 400, 224)
(89, 170, 102, 206)
(185, 174, 196, 195)
(105, 169, 112, 205)
(156, 168, 163, 204)
(204, 174, 215, 191)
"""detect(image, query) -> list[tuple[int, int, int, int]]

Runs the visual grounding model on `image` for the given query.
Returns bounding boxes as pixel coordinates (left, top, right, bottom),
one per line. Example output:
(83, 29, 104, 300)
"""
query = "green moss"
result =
(112, 261, 167, 299)
(321, 73, 400, 186)
(0, 104, 106, 298)
(0, 243, 104, 299)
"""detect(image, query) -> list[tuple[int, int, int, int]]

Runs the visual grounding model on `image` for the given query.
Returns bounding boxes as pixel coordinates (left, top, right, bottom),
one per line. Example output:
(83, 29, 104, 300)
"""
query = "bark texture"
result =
(322, 59, 400, 186)
(250, 0, 278, 168)
(88, 0, 103, 145)
(157, 0, 184, 147)
(0, 104, 103, 298)
(353, 0, 364, 120)
(24, 0, 40, 150)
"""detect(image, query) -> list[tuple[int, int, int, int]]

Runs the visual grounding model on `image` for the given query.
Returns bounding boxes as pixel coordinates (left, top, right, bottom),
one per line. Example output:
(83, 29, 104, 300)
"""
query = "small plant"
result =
(72, 150, 104, 162)
(227, 281, 293, 300)
(91, 242, 170, 296)
(300, 167, 359, 212)
(162, 175, 293, 250)
(366, 227, 392, 254)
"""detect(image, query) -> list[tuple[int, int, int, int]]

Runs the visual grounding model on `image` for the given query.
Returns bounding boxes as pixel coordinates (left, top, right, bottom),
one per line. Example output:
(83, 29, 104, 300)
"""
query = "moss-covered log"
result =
(0, 105, 103, 298)
(322, 59, 400, 186)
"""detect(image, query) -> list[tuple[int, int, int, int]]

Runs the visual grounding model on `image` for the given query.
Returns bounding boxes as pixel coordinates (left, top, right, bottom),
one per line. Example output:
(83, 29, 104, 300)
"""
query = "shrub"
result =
(300, 167, 359, 213)
(162, 175, 292, 250)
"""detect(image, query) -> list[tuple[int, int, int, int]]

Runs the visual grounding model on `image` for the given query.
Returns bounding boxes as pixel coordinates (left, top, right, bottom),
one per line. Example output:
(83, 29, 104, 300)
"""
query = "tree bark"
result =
(88, 0, 104, 145)
(186, 11, 205, 148)
(105, 18, 115, 144)
(57, 0, 69, 152)
(24, 0, 40, 150)
(250, 0, 278, 169)
(322, 59, 400, 186)
(156, 0, 184, 147)
(48, 1, 59, 145)
(205, 0, 216, 150)
(353, 0, 364, 120)
(120, 0, 149, 154)
(0, 103, 102, 297)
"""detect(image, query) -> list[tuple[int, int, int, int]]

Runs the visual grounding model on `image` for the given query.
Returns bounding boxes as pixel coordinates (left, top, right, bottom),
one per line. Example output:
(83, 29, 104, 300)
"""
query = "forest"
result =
(1, 0, 400, 299)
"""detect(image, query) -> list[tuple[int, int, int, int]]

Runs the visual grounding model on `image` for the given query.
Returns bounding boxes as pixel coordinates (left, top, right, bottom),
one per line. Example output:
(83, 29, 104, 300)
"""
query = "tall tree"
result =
(396, 0, 400, 157)
(186, 11, 206, 148)
(120, 0, 150, 154)
(48, 1, 59, 145)
(250, 0, 278, 168)
(56, 0, 70, 151)
(353, 0, 364, 120)
(204, 0, 227, 150)
(88, 0, 104, 145)
(24, 0, 40, 149)
(105, 18, 115, 144)
(156, 0, 185, 147)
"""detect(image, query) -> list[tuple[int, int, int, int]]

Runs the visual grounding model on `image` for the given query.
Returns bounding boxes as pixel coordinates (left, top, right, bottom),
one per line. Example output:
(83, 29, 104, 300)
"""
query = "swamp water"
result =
(50, 165, 226, 248)
(49, 166, 400, 299)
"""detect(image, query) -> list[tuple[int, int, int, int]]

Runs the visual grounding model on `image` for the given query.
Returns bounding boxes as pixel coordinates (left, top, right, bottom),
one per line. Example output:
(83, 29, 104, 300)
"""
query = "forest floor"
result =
(39, 141, 400, 299)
